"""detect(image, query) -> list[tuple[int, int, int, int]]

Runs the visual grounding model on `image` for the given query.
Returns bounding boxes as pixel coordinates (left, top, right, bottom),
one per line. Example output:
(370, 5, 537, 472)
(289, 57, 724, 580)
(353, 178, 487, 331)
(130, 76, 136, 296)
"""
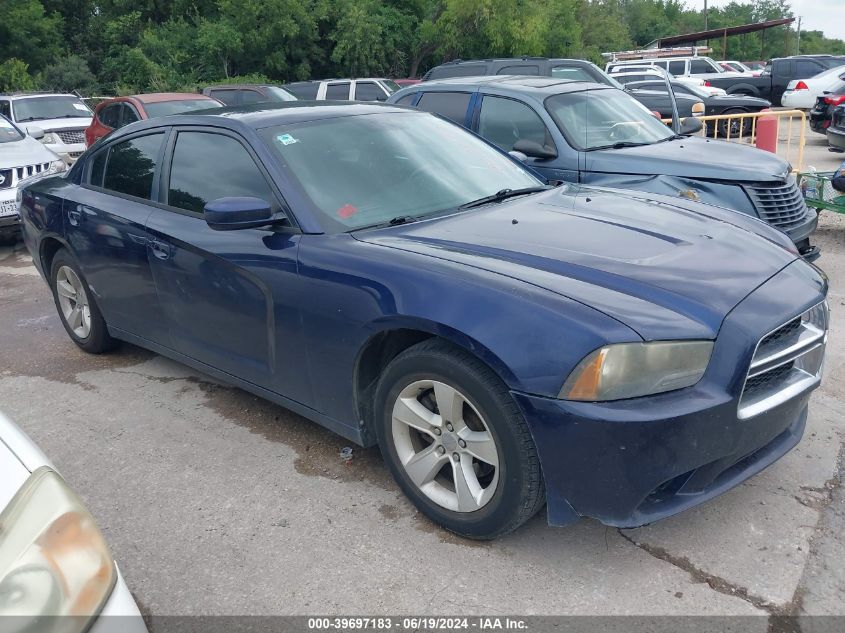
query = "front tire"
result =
(50, 248, 116, 353)
(374, 339, 545, 539)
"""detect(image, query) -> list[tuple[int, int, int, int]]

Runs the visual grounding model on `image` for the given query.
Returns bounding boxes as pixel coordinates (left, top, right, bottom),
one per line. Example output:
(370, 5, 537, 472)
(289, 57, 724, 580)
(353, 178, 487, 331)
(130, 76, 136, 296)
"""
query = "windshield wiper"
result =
(351, 215, 419, 231)
(587, 141, 652, 151)
(459, 186, 549, 210)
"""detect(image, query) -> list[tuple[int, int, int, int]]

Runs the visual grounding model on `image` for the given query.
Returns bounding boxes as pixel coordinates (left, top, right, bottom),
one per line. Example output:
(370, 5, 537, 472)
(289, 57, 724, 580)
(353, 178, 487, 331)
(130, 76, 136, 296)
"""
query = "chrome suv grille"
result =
(56, 129, 85, 144)
(0, 163, 52, 189)
(745, 179, 809, 229)
(739, 302, 828, 420)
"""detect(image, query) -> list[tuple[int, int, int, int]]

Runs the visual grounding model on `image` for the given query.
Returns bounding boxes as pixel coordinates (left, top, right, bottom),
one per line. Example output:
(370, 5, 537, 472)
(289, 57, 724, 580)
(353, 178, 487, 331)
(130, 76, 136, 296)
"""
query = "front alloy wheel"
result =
(374, 339, 545, 540)
(55, 265, 92, 339)
(392, 379, 500, 512)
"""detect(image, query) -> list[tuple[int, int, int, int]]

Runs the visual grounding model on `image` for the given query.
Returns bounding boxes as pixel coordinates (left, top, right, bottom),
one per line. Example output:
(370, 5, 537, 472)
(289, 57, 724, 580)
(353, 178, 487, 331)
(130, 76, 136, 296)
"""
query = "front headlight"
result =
(0, 468, 116, 632)
(560, 340, 714, 401)
(47, 160, 66, 174)
(40, 133, 58, 145)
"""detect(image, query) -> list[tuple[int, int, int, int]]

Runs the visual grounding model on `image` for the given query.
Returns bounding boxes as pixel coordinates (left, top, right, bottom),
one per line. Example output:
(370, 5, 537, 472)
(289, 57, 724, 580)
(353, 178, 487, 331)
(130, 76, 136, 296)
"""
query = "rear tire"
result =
(373, 339, 545, 540)
(50, 248, 116, 354)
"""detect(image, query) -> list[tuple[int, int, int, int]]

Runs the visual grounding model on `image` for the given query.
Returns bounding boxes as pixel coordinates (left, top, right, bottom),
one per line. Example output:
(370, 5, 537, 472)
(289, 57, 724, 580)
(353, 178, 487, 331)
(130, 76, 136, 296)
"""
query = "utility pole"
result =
(704, 0, 708, 31)
(796, 16, 802, 55)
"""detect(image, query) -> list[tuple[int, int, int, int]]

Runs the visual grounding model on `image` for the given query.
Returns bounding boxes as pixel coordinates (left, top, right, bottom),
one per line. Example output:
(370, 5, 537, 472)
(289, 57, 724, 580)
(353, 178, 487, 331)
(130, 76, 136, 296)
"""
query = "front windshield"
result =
(145, 99, 224, 117)
(12, 96, 92, 122)
(0, 116, 24, 143)
(260, 112, 540, 231)
(381, 80, 401, 93)
(545, 88, 675, 151)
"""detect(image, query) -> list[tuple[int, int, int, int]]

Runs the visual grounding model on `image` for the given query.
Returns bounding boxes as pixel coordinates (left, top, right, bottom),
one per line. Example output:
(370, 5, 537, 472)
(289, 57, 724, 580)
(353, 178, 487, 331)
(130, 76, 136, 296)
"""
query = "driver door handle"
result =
(148, 237, 172, 260)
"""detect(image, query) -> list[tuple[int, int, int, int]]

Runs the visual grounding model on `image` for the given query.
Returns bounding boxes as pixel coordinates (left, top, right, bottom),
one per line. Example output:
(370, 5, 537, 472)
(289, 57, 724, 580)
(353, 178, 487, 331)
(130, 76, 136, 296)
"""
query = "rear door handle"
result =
(148, 238, 172, 260)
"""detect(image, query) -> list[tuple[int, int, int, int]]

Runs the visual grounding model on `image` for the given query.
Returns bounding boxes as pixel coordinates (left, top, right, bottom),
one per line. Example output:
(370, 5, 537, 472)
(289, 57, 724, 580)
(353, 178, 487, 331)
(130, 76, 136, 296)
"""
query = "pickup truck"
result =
(708, 56, 845, 106)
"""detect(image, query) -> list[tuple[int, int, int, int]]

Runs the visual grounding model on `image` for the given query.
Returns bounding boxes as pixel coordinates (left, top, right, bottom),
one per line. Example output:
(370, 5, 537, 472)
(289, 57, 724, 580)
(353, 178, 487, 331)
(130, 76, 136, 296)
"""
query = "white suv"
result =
(0, 116, 65, 242)
(0, 93, 93, 165)
(606, 56, 740, 81)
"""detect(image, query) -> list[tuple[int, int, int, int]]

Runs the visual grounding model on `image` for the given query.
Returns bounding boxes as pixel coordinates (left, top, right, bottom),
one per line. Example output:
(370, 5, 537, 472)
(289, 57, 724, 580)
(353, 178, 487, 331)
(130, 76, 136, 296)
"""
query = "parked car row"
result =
(17, 99, 829, 541)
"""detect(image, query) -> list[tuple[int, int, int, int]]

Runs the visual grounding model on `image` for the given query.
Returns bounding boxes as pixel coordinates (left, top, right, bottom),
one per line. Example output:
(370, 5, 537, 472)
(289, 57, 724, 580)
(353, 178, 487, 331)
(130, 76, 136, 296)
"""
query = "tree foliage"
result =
(0, 0, 842, 95)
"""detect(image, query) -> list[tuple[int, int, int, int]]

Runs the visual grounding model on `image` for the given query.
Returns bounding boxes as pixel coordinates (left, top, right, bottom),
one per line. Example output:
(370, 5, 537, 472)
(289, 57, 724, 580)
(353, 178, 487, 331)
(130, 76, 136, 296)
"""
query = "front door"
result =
(145, 128, 309, 401)
(63, 130, 167, 341)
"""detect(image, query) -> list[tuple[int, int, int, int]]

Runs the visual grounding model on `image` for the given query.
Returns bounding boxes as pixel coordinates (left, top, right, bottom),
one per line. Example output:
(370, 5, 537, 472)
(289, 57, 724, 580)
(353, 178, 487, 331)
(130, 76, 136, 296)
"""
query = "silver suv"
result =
(606, 56, 739, 81)
(0, 93, 93, 165)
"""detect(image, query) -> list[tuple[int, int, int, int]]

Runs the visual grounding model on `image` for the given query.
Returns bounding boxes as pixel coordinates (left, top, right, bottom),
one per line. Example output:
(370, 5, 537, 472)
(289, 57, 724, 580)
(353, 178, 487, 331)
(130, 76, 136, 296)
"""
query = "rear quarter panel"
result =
(19, 176, 74, 278)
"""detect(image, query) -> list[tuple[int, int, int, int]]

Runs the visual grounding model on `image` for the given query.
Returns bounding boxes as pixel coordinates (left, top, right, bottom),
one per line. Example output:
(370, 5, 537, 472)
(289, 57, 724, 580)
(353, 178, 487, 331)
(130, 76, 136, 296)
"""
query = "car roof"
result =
(412, 75, 610, 95)
(109, 101, 414, 135)
(433, 57, 587, 66)
(132, 92, 216, 103)
(0, 92, 81, 99)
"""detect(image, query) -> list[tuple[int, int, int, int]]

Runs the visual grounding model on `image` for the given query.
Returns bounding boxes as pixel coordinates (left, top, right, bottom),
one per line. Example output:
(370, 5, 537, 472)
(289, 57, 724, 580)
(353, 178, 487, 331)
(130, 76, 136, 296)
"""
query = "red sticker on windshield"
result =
(337, 204, 358, 219)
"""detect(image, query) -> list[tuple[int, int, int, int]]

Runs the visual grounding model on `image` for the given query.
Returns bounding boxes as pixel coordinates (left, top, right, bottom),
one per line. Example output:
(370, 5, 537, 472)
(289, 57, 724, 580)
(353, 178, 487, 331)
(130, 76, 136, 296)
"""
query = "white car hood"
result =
(27, 117, 92, 132)
(0, 135, 60, 169)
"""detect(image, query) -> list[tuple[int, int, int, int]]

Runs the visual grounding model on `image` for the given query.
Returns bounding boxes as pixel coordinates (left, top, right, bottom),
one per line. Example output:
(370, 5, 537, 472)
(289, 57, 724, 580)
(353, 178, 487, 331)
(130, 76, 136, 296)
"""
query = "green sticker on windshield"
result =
(277, 133, 298, 146)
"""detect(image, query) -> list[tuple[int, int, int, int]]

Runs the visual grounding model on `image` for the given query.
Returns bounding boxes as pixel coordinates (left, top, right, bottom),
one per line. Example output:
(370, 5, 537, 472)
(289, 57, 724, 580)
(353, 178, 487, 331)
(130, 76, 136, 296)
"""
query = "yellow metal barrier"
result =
(661, 109, 807, 172)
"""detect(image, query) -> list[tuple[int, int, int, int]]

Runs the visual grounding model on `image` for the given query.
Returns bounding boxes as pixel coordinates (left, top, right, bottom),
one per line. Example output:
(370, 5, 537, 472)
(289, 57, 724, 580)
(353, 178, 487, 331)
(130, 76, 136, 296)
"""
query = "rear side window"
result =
(355, 82, 386, 101)
(427, 64, 486, 79)
(0, 101, 10, 119)
(210, 89, 238, 105)
(101, 133, 164, 200)
(394, 93, 417, 106)
(478, 96, 554, 153)
(497, 65, 539, 75)
(122, 104, 140, 124)
(286, 83, 319, 99)
(415, 92, 471, 125)
(668, 60, 686, 75)
(796, 60, 822, 78)
(98, 103, 121, 128)
(689, 59, 714, 75)
(325, 83, 351, 100)
(241, 90, 264, 104)
(89, 149, 107, 187)
(167, 132, 276, 214)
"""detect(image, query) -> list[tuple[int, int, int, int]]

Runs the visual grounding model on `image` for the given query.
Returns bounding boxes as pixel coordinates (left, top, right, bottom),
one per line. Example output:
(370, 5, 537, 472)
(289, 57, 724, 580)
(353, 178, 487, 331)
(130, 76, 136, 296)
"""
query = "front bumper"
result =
(0, 190, 20, 237)
(828, 126, 845, 152)
(516, 259, 827, 528)
(781, 206, 819, 261)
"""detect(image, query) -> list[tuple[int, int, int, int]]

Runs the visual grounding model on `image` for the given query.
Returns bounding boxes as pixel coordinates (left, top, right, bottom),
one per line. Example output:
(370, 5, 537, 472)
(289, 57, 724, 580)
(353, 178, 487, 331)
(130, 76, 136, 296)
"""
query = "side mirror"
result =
(26, 126, 45, 139)
(512, 139, 557, 160)
(679, 116, 703, 136)
(508, 150, 529, 163)
(204, 197, 273, 231)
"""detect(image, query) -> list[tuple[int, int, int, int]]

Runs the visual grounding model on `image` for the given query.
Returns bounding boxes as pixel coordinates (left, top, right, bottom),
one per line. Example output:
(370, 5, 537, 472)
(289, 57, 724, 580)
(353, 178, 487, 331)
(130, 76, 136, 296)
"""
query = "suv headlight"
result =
(560, 340, 714, 401)
(40, 133, 59, 145)
(0, 468, 116, 630)
(47, 160, 66, 174)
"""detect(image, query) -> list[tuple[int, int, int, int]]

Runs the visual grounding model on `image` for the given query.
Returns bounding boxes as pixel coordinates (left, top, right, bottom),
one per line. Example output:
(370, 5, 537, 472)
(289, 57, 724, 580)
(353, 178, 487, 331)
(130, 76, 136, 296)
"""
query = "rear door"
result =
(63, 130, 167, 340)
(144, 127, 306, 397)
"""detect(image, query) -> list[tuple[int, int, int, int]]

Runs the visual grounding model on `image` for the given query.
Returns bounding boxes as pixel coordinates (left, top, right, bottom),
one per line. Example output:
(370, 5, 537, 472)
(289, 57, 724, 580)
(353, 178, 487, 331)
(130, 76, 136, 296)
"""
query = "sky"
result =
(703, 0, 845, 41)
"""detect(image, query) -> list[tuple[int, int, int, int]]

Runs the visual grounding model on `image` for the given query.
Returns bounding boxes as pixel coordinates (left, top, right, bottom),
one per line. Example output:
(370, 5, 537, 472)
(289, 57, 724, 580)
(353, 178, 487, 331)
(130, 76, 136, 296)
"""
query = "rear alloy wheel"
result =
(374, 339, 545, 539)
(718, 108, 749, 138)
(50, 248, 116, 354)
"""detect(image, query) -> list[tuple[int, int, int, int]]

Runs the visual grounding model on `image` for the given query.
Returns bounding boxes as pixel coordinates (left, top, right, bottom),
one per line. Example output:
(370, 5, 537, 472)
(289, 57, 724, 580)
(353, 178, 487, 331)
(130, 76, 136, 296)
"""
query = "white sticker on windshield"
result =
(73, 103, 89, 112)
(277, 133, 298, 146)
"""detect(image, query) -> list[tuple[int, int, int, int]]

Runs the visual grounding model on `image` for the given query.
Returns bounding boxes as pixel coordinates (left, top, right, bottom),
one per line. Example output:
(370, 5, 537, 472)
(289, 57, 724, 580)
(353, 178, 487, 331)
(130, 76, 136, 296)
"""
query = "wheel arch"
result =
(352, 319, 519, 445)
(39, 234, 71, 278)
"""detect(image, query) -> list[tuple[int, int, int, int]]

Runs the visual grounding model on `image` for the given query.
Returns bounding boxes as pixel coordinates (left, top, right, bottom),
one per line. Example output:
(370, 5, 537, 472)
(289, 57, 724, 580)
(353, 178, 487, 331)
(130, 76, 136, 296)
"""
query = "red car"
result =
(85, 93, 222, 146)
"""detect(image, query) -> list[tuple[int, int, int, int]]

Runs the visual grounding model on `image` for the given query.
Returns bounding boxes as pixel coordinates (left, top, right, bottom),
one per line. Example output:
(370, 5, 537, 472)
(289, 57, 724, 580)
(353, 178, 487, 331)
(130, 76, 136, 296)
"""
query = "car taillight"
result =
(796, 81, 809, 90)
(704, 80, 711, 86)
(824, 95, 845, 106)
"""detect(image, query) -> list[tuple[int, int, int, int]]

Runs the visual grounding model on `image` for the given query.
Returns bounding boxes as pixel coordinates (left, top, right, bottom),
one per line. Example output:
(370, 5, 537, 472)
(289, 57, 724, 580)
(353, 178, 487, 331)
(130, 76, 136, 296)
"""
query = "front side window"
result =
(11, 96, 91, 123)
(668, 60, 686, 75)
(689, 59, 715, 75)
(796, 61, 822, 77)
(101, 133, 164, 200)
(478, 96, 555, 154)
(260, 112, 540, 232)
(167, 132, 276, 214)
(546, 88, 675, 150)
(265, 86, 297, 102)
(394, 93, 417, 106)
(122, 104, 140, 124)
(325, 83, 351, 100)
(415, 92, 471, 125)
(355, 82, 386, 102)
(98, 104, 121, 128)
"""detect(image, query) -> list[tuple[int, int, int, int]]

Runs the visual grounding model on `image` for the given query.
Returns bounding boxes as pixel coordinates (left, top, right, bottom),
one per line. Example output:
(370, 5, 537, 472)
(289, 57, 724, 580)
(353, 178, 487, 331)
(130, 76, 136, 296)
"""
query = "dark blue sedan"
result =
(19, 102, 828, 539)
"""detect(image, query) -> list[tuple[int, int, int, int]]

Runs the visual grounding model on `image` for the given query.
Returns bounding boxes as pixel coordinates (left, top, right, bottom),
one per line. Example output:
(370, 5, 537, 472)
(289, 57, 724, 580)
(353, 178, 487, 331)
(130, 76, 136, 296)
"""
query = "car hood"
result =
(0, 135, 60, 168)
(354, 186, 796, 340)
(584, 135, 790, 182)
(23, 117, 92, 132)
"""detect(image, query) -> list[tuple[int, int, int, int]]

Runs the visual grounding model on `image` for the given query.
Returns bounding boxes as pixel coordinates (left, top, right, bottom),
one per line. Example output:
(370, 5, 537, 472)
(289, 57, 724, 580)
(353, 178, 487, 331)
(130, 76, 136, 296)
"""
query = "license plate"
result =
(0, 201, 18, 218)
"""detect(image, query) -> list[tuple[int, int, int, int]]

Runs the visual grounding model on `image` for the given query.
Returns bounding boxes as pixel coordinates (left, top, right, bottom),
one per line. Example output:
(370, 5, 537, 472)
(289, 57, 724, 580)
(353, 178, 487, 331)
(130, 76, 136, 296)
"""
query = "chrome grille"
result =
(739, 302, 828, 420)
(56, 129, 85, 144)
(745, 179, 809, 229)
(0, 163, 52, 189)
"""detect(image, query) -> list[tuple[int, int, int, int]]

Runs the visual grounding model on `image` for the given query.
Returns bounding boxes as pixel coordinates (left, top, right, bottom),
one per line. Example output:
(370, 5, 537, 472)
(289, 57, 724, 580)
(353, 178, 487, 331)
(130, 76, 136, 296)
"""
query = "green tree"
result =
(0, 0, 64, 72)
(41, 55, 99, 94)
(0, 59, 39, 93)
